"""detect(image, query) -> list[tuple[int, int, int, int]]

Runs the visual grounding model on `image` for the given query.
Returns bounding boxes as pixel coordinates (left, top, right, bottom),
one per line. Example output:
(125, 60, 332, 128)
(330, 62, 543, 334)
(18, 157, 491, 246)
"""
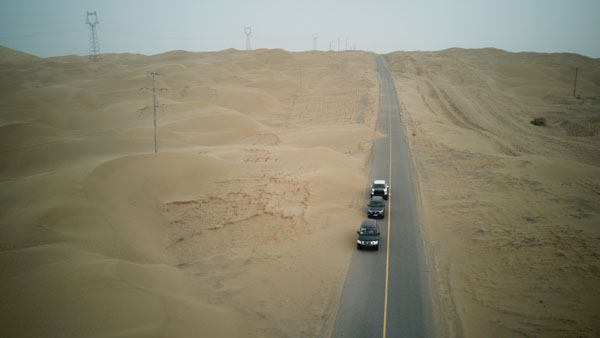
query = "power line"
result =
(0, 28, 86, 39)
(100, 27, 239, 41)
(0, 19, 82, 28)
(101, 19, 240, 36)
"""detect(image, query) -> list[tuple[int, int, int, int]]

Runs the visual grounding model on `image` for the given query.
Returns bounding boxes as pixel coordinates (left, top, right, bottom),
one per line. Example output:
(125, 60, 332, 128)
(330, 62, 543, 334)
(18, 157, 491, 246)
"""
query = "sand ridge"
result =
(0, 46, 379, 337)
(385, 48, 600, 337)
(4, 43, 598, 337)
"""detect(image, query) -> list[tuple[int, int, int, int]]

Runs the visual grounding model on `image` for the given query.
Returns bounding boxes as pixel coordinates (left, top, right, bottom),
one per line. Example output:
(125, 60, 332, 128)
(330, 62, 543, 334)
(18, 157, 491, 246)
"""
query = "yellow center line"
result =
(382, 69, 393, 338)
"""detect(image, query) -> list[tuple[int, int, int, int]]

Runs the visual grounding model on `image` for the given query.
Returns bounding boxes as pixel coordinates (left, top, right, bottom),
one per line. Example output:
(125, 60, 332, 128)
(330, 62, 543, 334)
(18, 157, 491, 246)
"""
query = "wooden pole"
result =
(151, 72, 158, 153)
(573, 67, 578, 97)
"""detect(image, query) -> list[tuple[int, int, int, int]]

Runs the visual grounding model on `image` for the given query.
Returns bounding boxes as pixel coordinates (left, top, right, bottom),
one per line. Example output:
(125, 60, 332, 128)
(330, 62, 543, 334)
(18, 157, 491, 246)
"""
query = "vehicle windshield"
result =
(373, 184, 386, 189)
(359, 228, 378, 235)
(369, 201, 384, 207)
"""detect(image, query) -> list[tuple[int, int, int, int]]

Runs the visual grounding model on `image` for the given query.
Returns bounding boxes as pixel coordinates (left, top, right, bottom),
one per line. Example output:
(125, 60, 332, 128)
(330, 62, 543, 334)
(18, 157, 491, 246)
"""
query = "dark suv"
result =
(356, 219, 380, 250)
(367, 196, 385, 219)
(370, 180, 389, 200)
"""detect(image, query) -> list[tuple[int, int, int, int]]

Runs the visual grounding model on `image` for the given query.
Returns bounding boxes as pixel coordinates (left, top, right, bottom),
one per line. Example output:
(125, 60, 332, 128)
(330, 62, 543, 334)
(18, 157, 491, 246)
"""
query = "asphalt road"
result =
(332, 55, 433, 338)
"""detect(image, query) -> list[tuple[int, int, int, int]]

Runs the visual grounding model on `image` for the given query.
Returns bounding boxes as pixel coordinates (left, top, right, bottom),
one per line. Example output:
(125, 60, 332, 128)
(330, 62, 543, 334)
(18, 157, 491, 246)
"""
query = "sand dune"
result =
(3, 43, 598, 337)
(0, 45, 378, 337)
(386, 48, 600, 337)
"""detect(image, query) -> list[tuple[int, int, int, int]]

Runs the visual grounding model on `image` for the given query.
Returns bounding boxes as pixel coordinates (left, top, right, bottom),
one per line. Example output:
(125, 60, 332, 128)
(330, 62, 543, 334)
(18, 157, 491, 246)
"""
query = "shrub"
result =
(531, 117, 546, 126)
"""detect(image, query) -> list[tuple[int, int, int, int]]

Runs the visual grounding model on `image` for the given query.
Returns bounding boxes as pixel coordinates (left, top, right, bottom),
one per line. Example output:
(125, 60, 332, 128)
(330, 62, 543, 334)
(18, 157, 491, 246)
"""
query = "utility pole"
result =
(573, 67, 578, 97)
(86, 11, 100, 62)
(142, 72, 167, 153)
(329, 40, 332, 51)
(299, 64, 302, 95)
(244, 26, 252, 50)
(312, 33, 318, 51)
(151, 72, 159, 153)
(337, 37, 340, 51)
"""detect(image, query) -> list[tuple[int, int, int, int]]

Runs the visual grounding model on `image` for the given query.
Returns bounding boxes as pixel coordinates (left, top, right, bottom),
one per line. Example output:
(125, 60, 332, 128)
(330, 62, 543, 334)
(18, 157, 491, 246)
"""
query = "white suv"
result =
(370, 180, 389, 200)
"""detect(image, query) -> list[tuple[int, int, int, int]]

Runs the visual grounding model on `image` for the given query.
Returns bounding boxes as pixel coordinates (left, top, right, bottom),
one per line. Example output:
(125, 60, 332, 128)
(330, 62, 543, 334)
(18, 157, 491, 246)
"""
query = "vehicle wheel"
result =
(357, 244, 361, 250)
(374, 245, 379, 250)
(384, 196, 388, 200)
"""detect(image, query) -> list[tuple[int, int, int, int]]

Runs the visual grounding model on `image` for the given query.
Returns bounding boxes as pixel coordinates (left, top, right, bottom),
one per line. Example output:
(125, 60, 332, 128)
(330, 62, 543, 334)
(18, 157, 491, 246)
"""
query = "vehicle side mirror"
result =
(377, 232, 381, 235)
(356, 230, 360, 234)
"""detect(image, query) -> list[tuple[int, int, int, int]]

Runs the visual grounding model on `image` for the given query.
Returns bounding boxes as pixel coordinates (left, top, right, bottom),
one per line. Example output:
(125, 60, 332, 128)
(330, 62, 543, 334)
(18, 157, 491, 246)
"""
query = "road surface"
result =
(331, 55, 433, 338)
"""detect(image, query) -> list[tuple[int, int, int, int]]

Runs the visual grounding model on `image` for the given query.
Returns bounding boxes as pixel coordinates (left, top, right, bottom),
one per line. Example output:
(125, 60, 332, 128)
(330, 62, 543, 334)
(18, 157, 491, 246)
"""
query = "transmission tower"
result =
(312, 33, 318, 50)
(86, 11, 100, 62)
(244, 26, 252, 50)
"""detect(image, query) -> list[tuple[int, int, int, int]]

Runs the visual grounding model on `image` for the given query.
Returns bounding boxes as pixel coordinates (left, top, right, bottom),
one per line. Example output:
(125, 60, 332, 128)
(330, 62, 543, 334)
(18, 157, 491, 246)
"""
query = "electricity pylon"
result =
(245, 26, 252, 50)
(86, 11, 100, 62)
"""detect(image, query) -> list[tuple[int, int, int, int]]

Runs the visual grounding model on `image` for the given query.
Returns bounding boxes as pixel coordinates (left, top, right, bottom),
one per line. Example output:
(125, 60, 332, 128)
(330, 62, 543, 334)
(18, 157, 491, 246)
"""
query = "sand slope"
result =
(5, 44, 597, 337)
(385, 48, 600, 337)
(0, 46, 379, 337)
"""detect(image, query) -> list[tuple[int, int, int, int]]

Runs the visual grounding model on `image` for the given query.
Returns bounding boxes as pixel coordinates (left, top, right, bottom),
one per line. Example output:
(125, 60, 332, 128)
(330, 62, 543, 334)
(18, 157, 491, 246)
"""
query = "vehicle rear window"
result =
(369, 200, 384, 207)
(359, 228, 378, 235)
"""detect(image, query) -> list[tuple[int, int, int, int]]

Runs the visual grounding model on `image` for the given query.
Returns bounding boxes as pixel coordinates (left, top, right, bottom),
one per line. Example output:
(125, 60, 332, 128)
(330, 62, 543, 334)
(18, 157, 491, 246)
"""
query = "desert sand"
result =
(2, 45, 599, 338)
(385, 48, 600, 337)
(0, 46, 379, 337)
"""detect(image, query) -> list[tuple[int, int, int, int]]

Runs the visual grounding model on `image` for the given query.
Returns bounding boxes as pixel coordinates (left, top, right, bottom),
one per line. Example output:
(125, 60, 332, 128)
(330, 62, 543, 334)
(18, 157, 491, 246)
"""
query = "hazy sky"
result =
(1, 0, 599, 58)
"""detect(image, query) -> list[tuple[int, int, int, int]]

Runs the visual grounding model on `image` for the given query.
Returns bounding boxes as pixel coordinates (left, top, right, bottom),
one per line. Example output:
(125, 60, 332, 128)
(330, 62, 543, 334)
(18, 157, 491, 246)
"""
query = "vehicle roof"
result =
(370, 196, 384, 202)
(373, 180, 387, 184)
(360, 219, 377, 228)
